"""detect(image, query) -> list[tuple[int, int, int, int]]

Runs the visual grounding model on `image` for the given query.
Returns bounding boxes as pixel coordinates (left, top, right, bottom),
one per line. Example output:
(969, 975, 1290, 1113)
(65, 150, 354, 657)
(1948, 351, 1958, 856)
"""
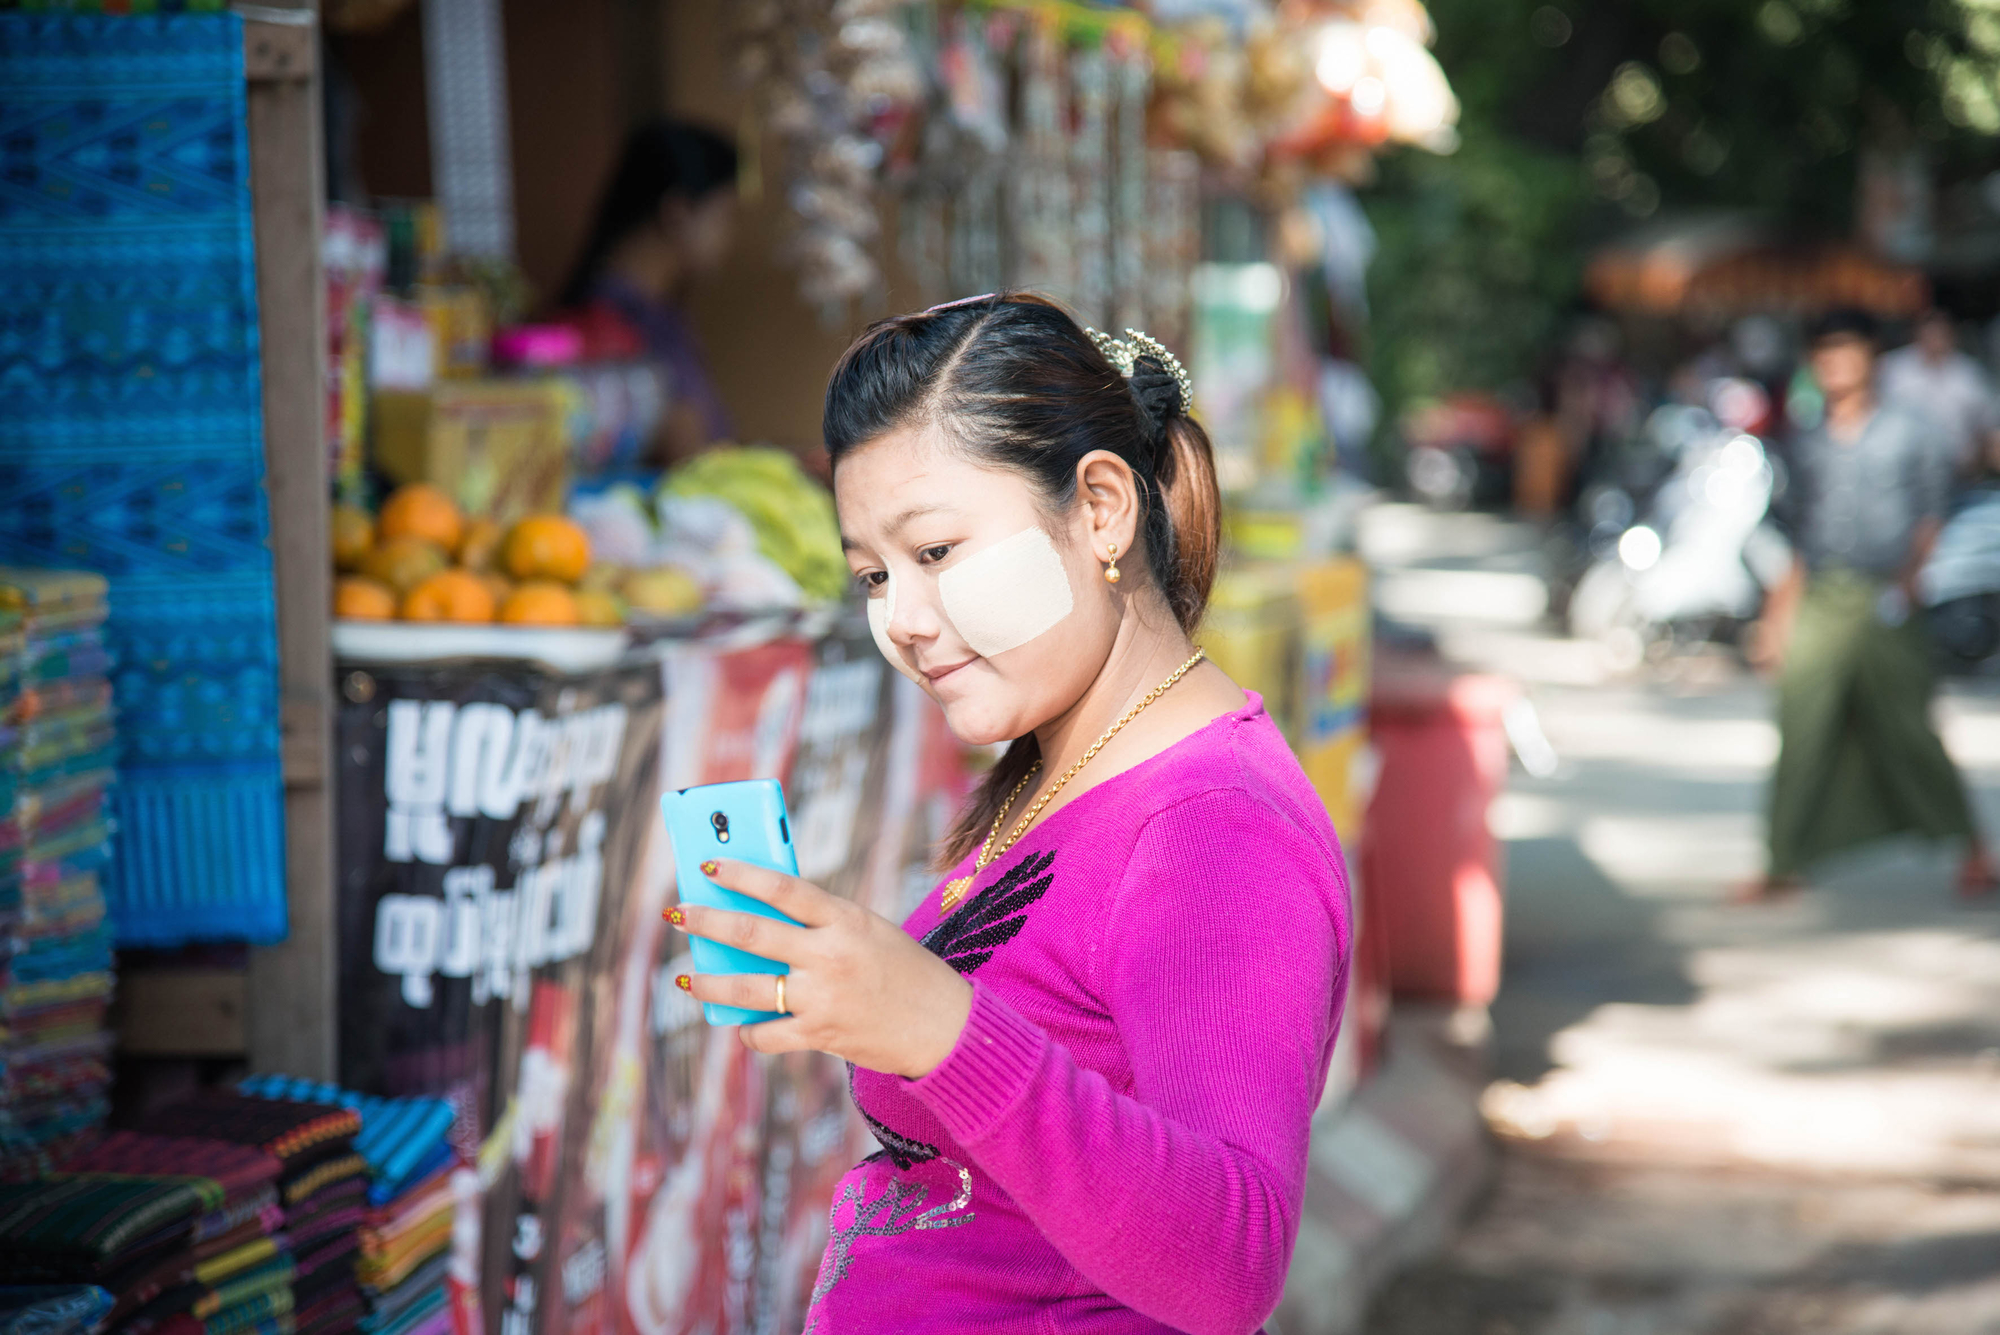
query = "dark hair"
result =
(1808, 306, 1881, 349)
(823, 293, 1221, 865)
(558, 119, 739, 307)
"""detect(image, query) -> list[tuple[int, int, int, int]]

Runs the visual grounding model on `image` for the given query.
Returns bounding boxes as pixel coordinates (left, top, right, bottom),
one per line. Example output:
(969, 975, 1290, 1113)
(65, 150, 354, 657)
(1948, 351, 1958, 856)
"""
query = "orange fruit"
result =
(360, 535, 449, 594)
(574, 588, 627, 628)
(401, 569, 498, 623)
(378, 483, 464, 553)
(457, 516, 503, 572)
(331, 505, 375, 572)
(503, 515, 592, 585)
(334, 576, 397, 621)
(475, 571, 514, 607)
(499, 581, 581, 627)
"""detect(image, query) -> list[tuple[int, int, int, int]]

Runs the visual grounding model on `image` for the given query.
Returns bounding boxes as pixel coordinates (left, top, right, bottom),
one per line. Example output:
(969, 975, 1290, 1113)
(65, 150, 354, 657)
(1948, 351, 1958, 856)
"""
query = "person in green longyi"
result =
(1744, 307, 1997, 902)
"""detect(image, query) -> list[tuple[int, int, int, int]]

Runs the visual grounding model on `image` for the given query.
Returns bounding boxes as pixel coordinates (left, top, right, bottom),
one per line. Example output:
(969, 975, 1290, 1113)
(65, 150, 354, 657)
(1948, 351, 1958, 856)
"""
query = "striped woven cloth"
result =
(353, 1209, 447, 1294)
(359, 1255, 445, 1323)
(59, 1133, 280, 1207)
(0, 1177, 218, 1269)
(287, 1201, 363, 1255)
(189, 1237, 281, 1291)
(194, 1284, 292, 1335)
(189, 1188, 279, 1245)
(356, 1282, 445, 1335)
(279, 1156, 365, 1210)
(234, 1080, 452, 1205)
(146, 1312, 291, 1335)
(291, 1234, 357, 1298)
(291, 1283, 363, 1335)
(189, 1257, 293, 1321)
(285, 1179, 365, 1241)
(357, 1168, 448, 1249)
(142, 1096, 358, 1165)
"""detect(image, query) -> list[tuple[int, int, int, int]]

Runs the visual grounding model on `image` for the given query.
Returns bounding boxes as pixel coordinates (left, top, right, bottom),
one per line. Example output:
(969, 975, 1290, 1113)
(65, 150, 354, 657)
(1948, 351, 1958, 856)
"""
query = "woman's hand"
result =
(668, 859, 973, 1078)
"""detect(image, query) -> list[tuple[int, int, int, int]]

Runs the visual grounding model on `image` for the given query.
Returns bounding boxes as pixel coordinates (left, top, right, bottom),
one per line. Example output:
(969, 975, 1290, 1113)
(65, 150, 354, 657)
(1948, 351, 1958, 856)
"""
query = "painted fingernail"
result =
(665, 907, 685, 927)
(700, 859, 720, 876)
(674, 974, 691, 992)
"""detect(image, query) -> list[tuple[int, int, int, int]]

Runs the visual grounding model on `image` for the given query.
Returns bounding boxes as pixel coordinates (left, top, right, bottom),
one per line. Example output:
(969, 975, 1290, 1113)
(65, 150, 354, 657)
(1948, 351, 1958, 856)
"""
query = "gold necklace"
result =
(940, 648, 1207, 912)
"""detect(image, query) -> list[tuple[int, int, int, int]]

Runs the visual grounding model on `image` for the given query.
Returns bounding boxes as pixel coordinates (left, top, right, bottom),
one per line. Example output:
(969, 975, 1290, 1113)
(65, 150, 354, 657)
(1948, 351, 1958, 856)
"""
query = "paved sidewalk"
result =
(1277, 1009, 1494, 1335)
(1357, 504, 2000, 1334)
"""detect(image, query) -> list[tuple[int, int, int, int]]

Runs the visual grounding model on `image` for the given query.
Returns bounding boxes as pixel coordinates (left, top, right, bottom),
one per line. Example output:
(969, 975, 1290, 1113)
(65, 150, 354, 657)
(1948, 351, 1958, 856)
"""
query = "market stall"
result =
(0, 2, 1464, 1332)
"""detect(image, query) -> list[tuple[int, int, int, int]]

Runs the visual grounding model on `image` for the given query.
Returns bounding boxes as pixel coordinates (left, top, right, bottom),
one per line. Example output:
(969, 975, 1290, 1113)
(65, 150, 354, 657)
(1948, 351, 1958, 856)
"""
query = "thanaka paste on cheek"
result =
(866, 571, 925, 683)
(937, 526, 1075, 659)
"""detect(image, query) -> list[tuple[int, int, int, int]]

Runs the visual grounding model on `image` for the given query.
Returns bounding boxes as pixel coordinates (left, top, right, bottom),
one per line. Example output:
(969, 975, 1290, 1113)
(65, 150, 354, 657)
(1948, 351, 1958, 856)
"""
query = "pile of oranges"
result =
(332, 484, 618, 628)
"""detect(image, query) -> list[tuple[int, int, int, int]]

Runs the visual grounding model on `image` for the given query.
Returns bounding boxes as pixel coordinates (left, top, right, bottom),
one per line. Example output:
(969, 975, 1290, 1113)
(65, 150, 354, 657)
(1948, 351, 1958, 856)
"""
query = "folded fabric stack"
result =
(54, 1132, 287, 1335)
(234, 1080, 455, 1335)
(0, 1177, 218, 1328)
(0, 1285, 115, 1335)
(0, 571, 118, 1179)
(142, 1097, 367, 1335)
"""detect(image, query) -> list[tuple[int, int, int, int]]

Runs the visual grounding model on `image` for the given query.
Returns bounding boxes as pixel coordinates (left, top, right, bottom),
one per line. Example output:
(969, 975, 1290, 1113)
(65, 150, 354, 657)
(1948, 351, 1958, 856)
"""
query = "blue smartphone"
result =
(660, 779, 801, 1026)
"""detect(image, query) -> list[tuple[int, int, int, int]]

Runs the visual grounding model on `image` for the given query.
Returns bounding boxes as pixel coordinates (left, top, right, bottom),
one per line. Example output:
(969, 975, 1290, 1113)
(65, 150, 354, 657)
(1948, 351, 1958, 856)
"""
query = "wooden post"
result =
(243, 6, 337, 1080)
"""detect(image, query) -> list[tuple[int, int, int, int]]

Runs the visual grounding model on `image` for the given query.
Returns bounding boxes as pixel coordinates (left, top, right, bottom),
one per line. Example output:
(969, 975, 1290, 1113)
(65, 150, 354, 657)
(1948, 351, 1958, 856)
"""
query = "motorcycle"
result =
(1400, 393, 1518, 511)
(1568, 418, 1792, 671)
(1919, 486, 2000, 667)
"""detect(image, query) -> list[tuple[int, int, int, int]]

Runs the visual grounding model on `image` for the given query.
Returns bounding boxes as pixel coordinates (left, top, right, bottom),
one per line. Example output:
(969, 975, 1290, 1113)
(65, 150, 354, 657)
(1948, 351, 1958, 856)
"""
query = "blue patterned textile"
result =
(0, 14, 286, 944)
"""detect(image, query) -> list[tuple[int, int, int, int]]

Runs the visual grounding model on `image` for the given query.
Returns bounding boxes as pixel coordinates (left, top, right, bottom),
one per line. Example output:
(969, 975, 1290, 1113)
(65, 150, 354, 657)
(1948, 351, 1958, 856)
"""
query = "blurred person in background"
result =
(1879, 307, 1998, 479)
(1745, 309, 1995, 902)
(1553, 317, 1642, 501)
(557, 119, 739, 463)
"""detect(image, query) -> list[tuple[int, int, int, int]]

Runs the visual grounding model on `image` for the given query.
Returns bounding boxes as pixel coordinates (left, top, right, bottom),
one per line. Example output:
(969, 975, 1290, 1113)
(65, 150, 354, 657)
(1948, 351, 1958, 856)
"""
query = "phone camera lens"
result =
(710, 811, 730, 843)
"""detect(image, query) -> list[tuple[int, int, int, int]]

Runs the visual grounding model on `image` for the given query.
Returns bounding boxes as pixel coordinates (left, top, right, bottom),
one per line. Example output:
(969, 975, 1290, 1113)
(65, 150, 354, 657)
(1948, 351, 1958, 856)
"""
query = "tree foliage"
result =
(1361, 0, 2000, 421)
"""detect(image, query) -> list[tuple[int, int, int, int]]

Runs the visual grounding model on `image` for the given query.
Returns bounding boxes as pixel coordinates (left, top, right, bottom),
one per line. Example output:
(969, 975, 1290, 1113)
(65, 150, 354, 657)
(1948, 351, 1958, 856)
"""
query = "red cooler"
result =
(1361, 658, 1513, 1005)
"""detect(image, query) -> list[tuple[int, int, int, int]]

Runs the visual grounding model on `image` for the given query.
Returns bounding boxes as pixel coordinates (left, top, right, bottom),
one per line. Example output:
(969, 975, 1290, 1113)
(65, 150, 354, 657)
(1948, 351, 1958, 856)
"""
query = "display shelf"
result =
(331, 620, 630, 673)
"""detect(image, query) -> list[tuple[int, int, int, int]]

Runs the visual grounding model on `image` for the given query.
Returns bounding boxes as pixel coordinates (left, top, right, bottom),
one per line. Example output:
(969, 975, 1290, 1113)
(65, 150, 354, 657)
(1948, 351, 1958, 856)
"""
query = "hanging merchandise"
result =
(1010, 15, 1074, 305)
(1144, 148, 1204, 354)
(1151, 17, 1264, 173)
(735, 2, 1453, 343)
(1111, 43, 1151, 333)
(327, 206, 388, 504)
(1069, 43, 1112, 329)
(936, 12, 1009, 299)
(421, 0, 516, 260)
(1267, 0, 1460, 173)
(735, 1, 927, 313)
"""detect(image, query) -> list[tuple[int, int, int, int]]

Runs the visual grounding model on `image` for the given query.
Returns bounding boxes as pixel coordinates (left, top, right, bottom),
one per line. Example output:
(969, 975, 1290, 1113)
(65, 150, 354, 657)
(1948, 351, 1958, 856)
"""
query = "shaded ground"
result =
(1358, 505, 2000, 1334)
(1372, 1156, 2000, 1335)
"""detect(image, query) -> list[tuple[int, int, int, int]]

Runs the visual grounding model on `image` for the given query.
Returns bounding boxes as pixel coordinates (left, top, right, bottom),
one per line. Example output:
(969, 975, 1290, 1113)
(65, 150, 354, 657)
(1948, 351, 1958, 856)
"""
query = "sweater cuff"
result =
(911, 982, 1047, 1142)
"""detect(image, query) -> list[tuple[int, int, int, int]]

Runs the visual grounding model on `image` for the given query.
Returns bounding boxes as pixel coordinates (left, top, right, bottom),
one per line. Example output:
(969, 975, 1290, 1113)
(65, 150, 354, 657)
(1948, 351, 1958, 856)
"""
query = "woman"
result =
(671, 294, 1351, 1333)
(557, 119, 739, 463)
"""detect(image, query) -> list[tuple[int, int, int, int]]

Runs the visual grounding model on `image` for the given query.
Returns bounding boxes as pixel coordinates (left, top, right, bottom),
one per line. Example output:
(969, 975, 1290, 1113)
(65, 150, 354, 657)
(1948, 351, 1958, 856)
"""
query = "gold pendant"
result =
(941, 875, 972, 910)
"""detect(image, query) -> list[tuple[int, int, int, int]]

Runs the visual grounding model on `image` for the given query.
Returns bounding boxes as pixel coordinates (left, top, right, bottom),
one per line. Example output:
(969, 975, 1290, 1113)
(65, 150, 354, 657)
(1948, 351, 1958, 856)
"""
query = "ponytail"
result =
(1151, 415, 1220, 633)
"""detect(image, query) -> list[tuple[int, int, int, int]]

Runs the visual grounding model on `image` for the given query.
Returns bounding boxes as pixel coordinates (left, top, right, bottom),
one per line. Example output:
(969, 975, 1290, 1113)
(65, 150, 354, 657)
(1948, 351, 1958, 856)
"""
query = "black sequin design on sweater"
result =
(850, 848, 1058, 1170)
(920, 848, 1057, 974)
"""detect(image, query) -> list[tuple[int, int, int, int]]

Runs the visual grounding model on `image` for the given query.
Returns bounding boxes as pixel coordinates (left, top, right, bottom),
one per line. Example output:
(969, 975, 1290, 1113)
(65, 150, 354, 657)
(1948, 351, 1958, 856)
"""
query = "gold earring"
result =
(1104, 543, 1121, 584)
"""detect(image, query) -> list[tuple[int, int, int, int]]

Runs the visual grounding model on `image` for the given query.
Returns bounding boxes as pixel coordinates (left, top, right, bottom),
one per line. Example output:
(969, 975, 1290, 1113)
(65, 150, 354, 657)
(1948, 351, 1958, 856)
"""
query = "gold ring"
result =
(774, 974, 787, 1014)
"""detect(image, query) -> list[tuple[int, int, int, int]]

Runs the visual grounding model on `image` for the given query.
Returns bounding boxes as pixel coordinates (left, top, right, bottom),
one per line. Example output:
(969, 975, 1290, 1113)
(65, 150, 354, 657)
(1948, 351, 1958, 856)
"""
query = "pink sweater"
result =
(806, 694, 1352, 1334)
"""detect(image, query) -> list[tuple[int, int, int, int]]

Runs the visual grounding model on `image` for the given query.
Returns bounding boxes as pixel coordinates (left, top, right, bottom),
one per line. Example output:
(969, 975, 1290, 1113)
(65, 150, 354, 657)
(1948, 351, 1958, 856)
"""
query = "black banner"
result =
(337, 659, 663, 1335)
(335, 632, 967, 1335)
